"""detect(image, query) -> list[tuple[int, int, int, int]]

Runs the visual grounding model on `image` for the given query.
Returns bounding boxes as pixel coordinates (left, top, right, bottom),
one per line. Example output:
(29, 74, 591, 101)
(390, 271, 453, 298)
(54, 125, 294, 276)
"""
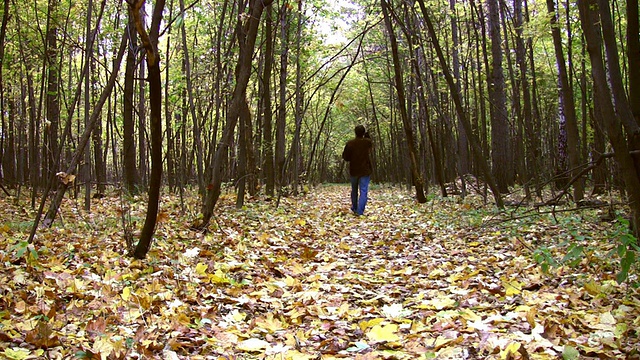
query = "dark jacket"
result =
(342, 137, 373, 177)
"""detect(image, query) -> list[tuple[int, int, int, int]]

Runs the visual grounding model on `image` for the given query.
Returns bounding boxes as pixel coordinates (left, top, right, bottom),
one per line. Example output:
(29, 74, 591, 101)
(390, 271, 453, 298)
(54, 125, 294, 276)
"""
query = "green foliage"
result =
(12, 240, 38, 261)
(608, 217, 640, 286)
(533, 246, 558, 274)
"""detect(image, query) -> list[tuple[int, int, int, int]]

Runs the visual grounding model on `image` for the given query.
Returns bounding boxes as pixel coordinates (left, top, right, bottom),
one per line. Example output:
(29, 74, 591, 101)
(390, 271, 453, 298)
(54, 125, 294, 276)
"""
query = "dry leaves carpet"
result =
(0, 184, 639, 359)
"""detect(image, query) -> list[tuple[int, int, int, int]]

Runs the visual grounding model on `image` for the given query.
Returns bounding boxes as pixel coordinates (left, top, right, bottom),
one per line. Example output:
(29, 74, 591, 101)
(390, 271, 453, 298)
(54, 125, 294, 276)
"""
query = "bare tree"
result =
(130, 0, 166, 259)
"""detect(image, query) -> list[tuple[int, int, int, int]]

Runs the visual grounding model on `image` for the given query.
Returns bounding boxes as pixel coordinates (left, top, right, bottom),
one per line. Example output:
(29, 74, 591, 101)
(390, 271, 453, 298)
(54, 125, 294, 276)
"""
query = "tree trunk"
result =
(547, 0, 583, 201)
(488, 0, 511, 193)
(596, 0, 640, 179)
(629, 0, 640, 125)
(45, 0, 60, 190)
(262, 4, 275, 197)
(417, 0, 504, 208)
(132, 0, 166, 259)
(198, 0, 274, 229)
(83, 0, 94, 210)
(515, 0, 534, 200)
(381, 0, 427, 203)
(36, 32, 127, 234)
(578, 0, 640, 236)
(123, 12, 140, 194)
(276, 3, 290, 192)
(180, 0, 205, 195)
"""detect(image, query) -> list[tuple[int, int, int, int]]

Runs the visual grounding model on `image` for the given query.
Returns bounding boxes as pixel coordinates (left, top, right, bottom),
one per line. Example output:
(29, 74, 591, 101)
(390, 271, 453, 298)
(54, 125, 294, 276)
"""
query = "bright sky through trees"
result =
(315, 0, 361, 44)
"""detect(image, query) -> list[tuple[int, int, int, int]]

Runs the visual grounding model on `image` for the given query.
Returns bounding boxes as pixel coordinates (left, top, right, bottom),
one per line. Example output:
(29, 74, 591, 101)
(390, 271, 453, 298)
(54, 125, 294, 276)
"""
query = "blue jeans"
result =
(350, 175, 370, 215)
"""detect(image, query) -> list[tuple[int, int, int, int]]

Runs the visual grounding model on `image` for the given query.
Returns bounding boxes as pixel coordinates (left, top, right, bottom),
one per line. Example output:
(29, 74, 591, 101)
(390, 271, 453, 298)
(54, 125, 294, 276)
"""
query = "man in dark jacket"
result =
(342, 125, 373, 215)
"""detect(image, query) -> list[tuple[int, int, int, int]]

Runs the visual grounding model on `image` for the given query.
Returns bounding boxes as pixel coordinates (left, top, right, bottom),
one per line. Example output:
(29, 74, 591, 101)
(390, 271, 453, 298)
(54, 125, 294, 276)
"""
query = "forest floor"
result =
(0, 184, 639, 359)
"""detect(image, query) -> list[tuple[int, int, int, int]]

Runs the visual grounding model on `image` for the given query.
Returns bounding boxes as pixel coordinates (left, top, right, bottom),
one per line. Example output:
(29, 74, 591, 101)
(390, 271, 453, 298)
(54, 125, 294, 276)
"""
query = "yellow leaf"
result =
(195, 262, 208, 276)
(2, 348, 31, 360)
(366, 323, 400, 343)
(121, 286, 132, 301)
(433, 336, 455, 350)
(460, 309, 482, 322)
(284, 275, 298, 287)
(237, 338, 269, 352)
(500, 342, 521, 360)
(418, 296, 456, 310)
(503, 280, 521, 296)
(468, 241, 480, 247)
(428, 268, 446, 279)
(209, 268, 230, 284)
(256, 313, 284, 333)
(584, 280, 602, 295)
(359, 317, 385, 331)
(284, 350, 316, 360)
(93, 337, 114, 358)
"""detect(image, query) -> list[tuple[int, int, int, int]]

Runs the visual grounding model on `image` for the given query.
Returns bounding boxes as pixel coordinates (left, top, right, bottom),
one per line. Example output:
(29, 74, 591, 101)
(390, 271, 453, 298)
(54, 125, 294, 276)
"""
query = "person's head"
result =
(354, 125, 366, 138)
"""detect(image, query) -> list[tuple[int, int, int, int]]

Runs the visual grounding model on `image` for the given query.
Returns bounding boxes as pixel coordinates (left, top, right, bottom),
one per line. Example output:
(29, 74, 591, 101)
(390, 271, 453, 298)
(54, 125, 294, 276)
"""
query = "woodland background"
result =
(0, 0, 639, 236)
(1, 0, 640, 357)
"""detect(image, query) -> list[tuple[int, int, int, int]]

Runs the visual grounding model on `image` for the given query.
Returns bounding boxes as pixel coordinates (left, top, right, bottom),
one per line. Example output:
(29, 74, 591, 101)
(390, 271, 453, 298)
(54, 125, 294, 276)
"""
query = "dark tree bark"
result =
(138, 62, 148, 187)
(131, 0, 165, 259)
(45, 0, 60, 190)
(596, 0, 640, 180)
(83, 0, 95, 210)
(164, 2, 175, 191)
(393, 4, 447, 197)
(488, 0, 511, 193)
(123, 11, 140, 194)
(261, 4, 275, 197)
(180, 0, 205, 195)
(198, 0, 274, 229)
(381, 0, 427, 203)
(275, 3, 290, 192)
(35, 32, 127, 236)
(416, 0, 504, 208)
(547, 0, 583, 201)
(515, 0, 535, 200)
(578, 0, 640, 236)
(0, 0, 8, 186)
(627, 0, 640, 125)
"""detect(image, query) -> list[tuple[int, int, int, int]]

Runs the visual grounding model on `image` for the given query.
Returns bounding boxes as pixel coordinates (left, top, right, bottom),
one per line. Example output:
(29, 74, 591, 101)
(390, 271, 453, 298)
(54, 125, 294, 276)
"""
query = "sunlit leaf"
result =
(366, 324, 400, 343)
(237, 338, 269, 352)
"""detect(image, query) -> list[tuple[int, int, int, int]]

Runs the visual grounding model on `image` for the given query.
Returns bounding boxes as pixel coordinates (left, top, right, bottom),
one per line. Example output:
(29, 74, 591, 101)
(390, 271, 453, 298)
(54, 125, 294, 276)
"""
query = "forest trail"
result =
(0, 185, 638, 359)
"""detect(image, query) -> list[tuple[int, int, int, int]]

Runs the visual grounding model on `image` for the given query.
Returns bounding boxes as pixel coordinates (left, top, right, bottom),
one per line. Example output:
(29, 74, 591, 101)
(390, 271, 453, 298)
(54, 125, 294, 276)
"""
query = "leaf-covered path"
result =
(1, 185, 639, 359)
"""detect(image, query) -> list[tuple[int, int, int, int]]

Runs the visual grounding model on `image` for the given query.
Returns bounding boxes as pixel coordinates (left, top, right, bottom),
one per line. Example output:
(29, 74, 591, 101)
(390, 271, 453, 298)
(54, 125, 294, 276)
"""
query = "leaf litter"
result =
(0, 185, 639, 359)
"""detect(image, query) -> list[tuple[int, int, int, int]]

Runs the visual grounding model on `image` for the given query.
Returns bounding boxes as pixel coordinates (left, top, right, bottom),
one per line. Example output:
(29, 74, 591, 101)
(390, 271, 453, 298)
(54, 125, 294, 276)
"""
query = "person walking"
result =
(342, 125, 373, 215)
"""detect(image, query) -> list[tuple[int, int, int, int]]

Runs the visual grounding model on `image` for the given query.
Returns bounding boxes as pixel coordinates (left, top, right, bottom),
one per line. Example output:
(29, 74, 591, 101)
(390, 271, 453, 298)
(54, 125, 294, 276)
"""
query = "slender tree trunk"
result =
(138, 63, 148, 187)
(180, 0, 204, 195)
(381, 0, 427, 203)
(629, 0, 640, 125)
(199, 0, 274, 229)
(262, 4, 275, 197)
(123, 13, 140, 193)
(276, 3, 290, 192)
(92, 52, 106, 195)
(487, 0, 511, 193)
(45, 0, 60, 190)
(578, 0, 640, 235)
(514, 0, 533, 200)
(164, 1, 175, 191)
(0, 0, 8, 186)
(417, 0, 504, 208)
(397, 7, 447, 196)
(83, 0, 94, 210)
(547, 0, 583, 201)
(596, 0, 640, 179)
(35, 32, 127, 235)
(132, 0, 165, 259)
